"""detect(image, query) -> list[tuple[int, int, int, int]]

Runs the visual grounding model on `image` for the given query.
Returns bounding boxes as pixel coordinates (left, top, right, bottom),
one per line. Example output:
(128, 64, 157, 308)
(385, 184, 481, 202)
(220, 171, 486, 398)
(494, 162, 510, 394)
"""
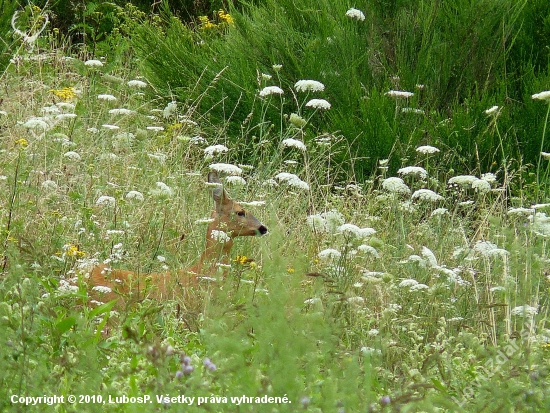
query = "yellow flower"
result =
(50, 87, 77, 102)
(65, 244, 86, 258)
(199, 16, 217, 30)
(234, 255, 252, 265)
(15, 138, 28, 147)
(218, 10, 234, 25)
(287, 267, 295, 274)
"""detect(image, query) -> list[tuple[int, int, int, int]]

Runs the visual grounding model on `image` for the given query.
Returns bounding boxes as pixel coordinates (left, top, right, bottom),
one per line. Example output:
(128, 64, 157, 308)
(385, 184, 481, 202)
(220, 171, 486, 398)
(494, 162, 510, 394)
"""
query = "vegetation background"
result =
(1, 0, 550, 412)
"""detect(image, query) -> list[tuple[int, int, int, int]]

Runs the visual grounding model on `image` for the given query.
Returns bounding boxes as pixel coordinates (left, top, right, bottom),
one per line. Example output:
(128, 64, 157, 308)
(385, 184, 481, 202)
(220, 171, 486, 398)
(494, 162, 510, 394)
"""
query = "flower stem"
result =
(536, 103, 550, 201)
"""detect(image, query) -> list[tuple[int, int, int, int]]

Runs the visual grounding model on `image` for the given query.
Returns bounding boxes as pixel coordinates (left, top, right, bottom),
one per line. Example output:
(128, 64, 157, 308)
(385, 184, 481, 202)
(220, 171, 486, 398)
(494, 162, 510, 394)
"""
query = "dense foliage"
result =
(1, 1, 550, 412)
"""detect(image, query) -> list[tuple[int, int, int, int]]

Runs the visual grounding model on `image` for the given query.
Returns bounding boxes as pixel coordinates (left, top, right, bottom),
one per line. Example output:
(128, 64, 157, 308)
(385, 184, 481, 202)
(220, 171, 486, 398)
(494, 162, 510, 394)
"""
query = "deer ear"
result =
(208, 172, 225, 203)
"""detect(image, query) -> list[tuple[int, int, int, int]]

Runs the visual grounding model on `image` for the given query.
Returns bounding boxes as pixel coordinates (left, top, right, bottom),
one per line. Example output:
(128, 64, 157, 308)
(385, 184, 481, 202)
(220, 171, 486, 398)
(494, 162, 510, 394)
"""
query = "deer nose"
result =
(257, 225, 268, 235)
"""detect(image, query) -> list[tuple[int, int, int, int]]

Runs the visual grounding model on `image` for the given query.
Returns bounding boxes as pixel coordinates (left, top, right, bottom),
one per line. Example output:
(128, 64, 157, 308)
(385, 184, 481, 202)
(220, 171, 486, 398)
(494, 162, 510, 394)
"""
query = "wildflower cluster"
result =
(50, 87, 78, 102)
(198, 10, 234, 31)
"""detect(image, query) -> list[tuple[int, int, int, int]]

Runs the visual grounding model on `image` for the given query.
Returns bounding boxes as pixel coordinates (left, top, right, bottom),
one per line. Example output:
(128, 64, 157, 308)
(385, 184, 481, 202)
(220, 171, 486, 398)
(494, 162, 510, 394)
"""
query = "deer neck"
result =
(190, 222, 234, 274)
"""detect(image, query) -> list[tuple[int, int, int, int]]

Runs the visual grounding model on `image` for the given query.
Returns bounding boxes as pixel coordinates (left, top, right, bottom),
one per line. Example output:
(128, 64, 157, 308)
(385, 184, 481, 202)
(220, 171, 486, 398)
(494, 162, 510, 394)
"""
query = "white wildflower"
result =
(92, 285, 112, 294)
(448, 175, 478, 186)
(294, 80, 325, 92)
(510, 305, 538, 317)
(23, 117, 49, 130)
(398, 166, 428, 180)
(485, 106, 500, 116)
(347, 296, 365, 305)
(272, 64, 283, 71)
(411, 189, 444, 202)
(95, 196, 116, 207)
(163, 101, 177, 118)
(259, 86, 284, 97)
(431, 208, 449, 217)
(113, 132, 135, 151)
(151, 181, 173, 197)
(55, 113, 77, 120)
(56, 102, 76, 111)
(386, 90, 414, 98)
(97, 94, 117, 101)
(481, 172, 497, 183)
(322, 210, 345, 232)
(210, 163, 243, 176)
(239, 200, 266, 207)
(281, 138, 307, 151)
(109, 108, 135, 115)
(127, 79, 147, 88)
(382, 177, 410, 195)
(225, 176, 246, 186)
(84, 59, 103, 67)
(102, 124, 120, 130)
(125, 191, 144, 202)
(274, 172, 309, 190)
(261, 73, 272, 80)
(532, 91, 550, 101)
(204, 144, 229, 157)
(472, 178, 491, 193)
(507, 207, 534, 216)
(211, 230, 231, 243)
(399, 279, 419, 288)
(345, 8, 366, 21)
(307, 214, 326, 232)
(304, 297, 322, 306)
(41, 180, 58, 192)
(63, 151, 81, 161)
(410, 283, 429, 291)
(195, 218, 215, 224)
(357, 244, 379, 258)
(421, 246, 438, 267)
(56, 280, 79, 295)
(473, 240, 509, 258)
(87, 127, 99, 134)
(542, 152, 550, 160)
(305, 99, 331, 110)
(42, 105, 60, 114)
(416, 145, 440, 154)
(318, 249, 342, 260)
(146, 126, 164, 132)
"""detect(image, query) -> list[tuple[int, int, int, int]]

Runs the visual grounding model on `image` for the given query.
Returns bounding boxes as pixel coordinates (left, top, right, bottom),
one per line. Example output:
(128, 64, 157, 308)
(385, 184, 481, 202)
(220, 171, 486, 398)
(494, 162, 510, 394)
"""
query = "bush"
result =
(133, 0, 550, 180)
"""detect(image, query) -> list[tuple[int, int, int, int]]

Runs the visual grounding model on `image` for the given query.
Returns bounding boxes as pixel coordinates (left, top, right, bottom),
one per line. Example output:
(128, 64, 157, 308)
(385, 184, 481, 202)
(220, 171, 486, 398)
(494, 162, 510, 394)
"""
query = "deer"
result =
(85, 172, 268, 305)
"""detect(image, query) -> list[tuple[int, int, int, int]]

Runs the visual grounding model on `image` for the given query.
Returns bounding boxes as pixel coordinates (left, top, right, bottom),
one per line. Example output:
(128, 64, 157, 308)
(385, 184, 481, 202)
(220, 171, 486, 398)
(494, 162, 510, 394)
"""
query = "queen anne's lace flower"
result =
(411, 189, 444, 202)
(210, 163, 243, 176)
(416, 145, 440, 154)
(259, 86, 284, 97)
(305, 99, 331, 110)
(382, 177, 410, 195)
(281, 138, 307, 151)
(345, 8, 365, 21)
(318, 249, 342, 260)
(386, 90, 414, 98)
(294, 80, 325, 92)
(398, 166, 428, 180)
(532, 91, 550, 101)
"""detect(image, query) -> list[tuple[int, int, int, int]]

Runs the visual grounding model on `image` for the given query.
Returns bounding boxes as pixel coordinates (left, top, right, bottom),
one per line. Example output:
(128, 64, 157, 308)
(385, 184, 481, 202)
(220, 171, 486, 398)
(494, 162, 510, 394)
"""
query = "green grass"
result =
(1, 2, 550, 412)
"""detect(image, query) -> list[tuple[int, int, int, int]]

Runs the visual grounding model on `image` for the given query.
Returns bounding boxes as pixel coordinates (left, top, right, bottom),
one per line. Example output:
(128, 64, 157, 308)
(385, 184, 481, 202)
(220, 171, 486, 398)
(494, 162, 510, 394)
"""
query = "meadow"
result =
(1, 1, 550, 412)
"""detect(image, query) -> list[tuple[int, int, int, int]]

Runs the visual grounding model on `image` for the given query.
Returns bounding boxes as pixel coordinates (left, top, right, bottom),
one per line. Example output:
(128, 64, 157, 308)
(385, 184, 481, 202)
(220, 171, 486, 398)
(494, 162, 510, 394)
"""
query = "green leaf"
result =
(56, 316, 77, 334)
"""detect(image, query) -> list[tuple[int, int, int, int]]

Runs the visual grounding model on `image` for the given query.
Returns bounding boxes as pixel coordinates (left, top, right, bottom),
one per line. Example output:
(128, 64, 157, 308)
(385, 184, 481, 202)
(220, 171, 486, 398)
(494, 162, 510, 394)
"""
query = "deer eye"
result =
(236, 211, 246, 217)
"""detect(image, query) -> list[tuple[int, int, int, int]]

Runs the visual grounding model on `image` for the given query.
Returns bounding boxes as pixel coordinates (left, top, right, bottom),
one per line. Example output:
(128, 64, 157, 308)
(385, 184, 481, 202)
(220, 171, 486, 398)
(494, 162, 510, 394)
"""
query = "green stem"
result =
(536, 103, 550, 201)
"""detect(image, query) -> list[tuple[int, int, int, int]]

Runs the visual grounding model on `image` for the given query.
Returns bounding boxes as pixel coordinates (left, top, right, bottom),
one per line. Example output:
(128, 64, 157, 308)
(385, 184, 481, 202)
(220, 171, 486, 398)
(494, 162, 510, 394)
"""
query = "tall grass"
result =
(134, 0, 550, 183)
(1, 2, 550, 412)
